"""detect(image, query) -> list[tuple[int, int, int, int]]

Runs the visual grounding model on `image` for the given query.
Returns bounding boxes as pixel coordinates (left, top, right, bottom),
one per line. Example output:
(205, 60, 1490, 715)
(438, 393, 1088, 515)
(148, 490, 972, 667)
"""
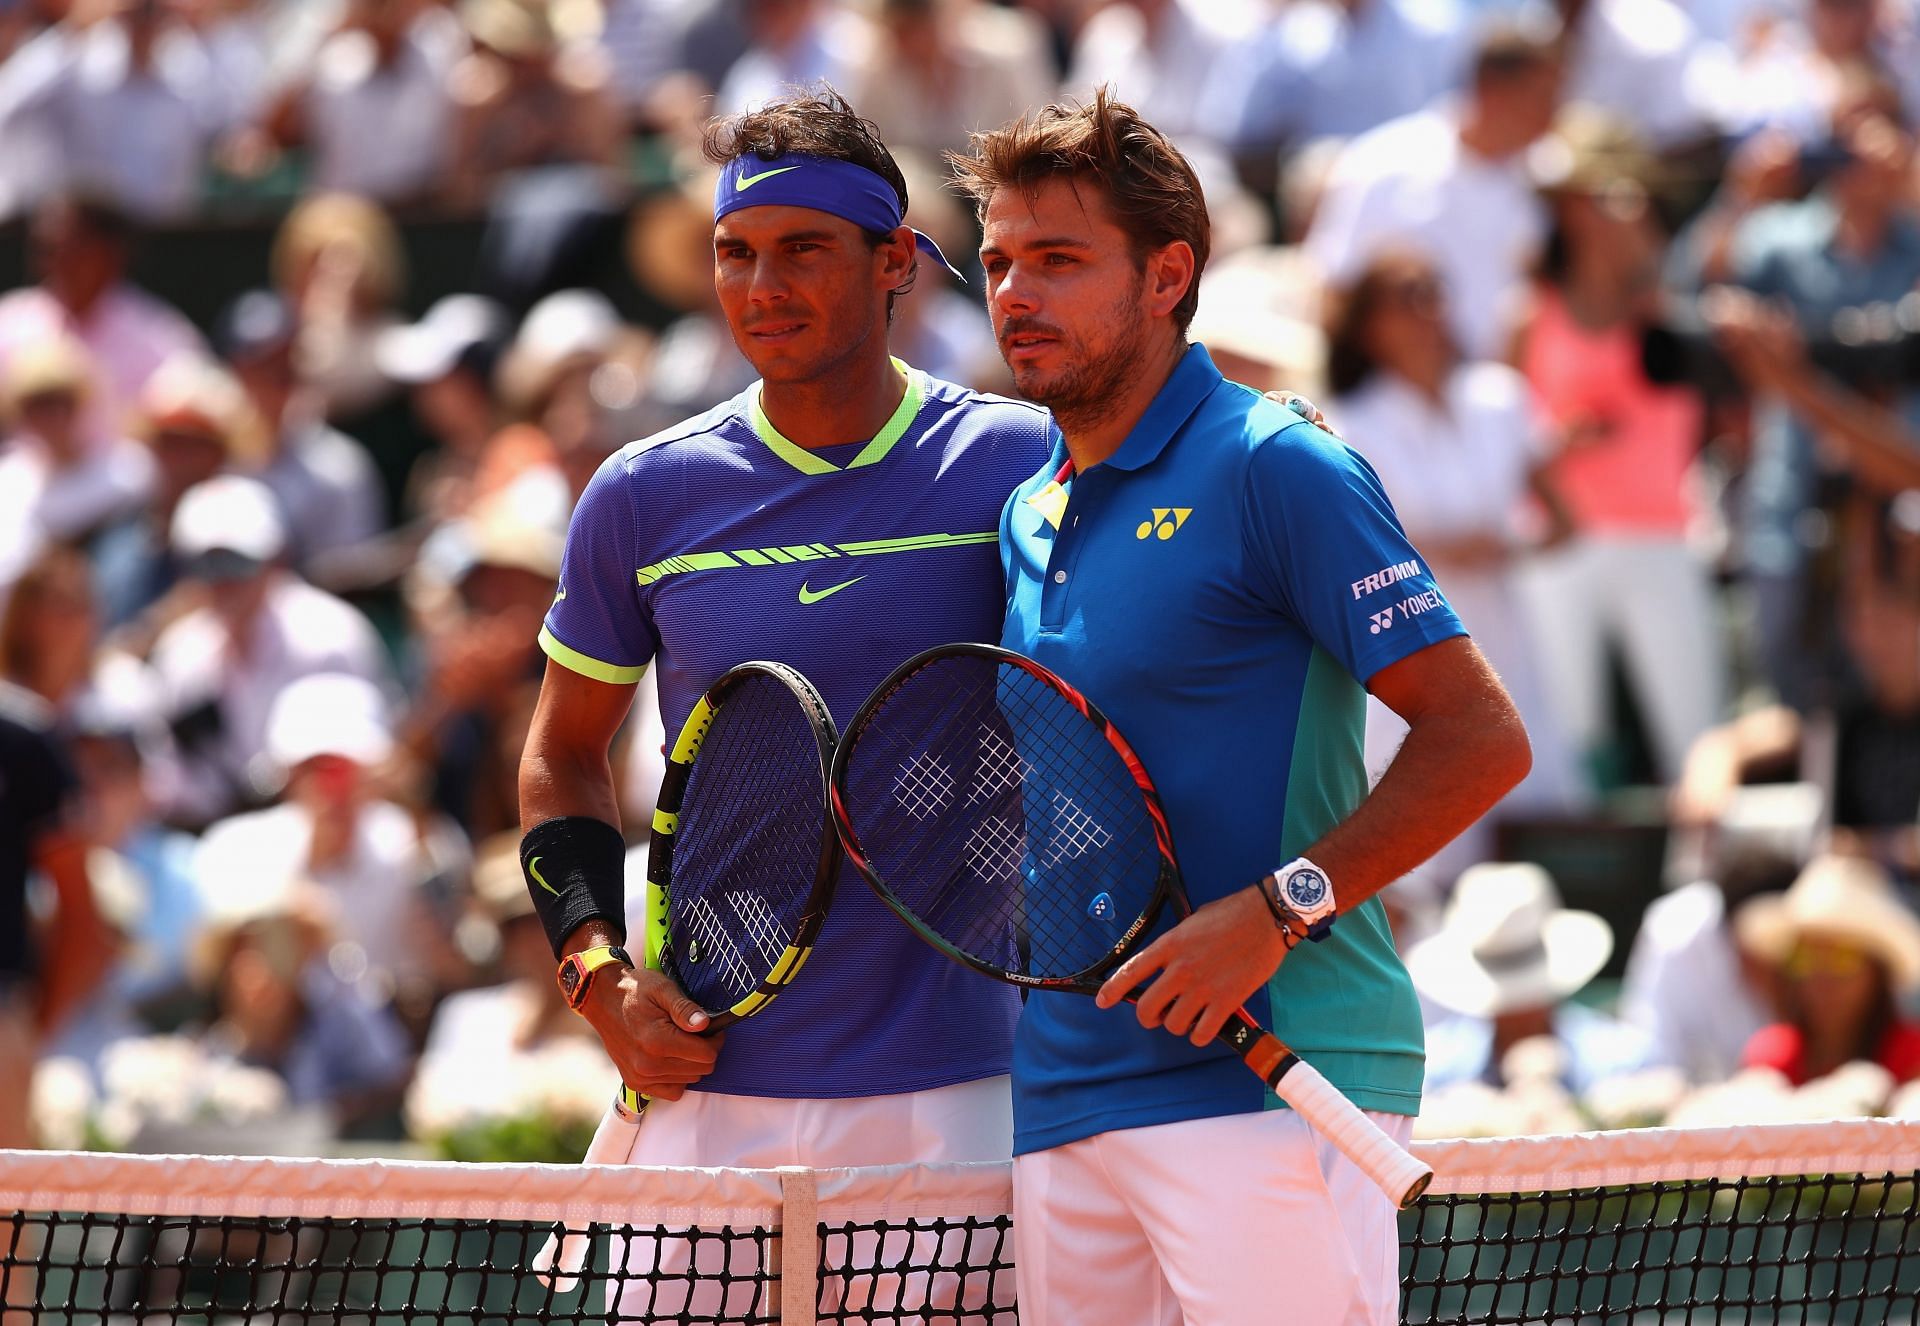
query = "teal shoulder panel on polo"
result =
(543, 364, 1052, 1099)
(999, 344, 1466, 1156)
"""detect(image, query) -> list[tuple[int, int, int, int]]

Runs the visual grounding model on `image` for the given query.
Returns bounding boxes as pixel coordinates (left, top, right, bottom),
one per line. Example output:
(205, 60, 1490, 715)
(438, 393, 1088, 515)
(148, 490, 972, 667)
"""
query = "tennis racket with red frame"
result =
(828, 642, 1432, 1209)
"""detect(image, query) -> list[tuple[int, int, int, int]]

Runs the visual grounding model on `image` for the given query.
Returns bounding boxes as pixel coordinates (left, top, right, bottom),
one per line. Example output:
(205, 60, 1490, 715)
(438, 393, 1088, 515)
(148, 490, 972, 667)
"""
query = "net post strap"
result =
(779, 1165, 820, 1326)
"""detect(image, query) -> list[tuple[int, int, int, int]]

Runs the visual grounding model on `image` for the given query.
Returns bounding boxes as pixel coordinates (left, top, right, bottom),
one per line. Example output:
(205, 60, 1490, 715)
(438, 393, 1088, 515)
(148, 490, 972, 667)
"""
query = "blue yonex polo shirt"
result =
(542, 362, 1051, 1097)
(1000, 345, 1464, 1155)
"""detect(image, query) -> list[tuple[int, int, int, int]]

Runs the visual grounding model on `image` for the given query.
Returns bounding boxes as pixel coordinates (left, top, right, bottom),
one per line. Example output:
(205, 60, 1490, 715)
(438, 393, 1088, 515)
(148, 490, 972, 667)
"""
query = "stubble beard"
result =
(1017, 317, 1156, 440)
(1008, 277, 1156, 439)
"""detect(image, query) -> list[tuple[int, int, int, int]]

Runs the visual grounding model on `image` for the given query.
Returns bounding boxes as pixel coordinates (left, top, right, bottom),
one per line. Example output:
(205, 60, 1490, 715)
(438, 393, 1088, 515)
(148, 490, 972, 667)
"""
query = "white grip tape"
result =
(534, 1095, 646, 1290)
(1274, 1059, 1433, 1209)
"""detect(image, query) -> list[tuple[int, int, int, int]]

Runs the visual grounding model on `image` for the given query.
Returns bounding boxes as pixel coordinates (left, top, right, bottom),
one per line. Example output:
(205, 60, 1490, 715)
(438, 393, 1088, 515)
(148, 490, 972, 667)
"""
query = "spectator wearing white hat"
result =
(1737, 854, 1920, 1086)
(375, 293, 510, 521)
(194, 673, 460, 1011)
(1413, 862, 1655, 1092)
(89, 353, 265, 632)
(147, 476, 392, 825)
(495, 288, 649, 498)
(0, 336, 153, 599)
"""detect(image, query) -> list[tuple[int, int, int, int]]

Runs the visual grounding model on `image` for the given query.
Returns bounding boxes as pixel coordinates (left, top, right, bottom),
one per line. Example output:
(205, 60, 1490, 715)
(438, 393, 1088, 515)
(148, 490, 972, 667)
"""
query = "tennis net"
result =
(2, 1119, 1916, 1323)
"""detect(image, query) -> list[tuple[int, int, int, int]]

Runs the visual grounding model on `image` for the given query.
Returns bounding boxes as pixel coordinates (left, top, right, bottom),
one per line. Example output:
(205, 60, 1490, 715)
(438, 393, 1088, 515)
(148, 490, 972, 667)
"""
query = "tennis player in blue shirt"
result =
(518, 92, 1049, 1183)
(951, 92, 1535, 1325)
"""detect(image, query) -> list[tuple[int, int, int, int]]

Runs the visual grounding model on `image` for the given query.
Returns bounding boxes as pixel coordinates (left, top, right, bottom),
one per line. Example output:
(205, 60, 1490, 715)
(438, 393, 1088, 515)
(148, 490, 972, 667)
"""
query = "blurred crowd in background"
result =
(1, 0, 1918, 1158)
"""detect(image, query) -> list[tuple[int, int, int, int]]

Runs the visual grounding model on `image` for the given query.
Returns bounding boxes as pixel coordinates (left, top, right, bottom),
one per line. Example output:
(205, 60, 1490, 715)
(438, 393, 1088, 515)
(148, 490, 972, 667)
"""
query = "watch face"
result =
(1284, 868, 1329, 910)
(558, 959, 584, 1002)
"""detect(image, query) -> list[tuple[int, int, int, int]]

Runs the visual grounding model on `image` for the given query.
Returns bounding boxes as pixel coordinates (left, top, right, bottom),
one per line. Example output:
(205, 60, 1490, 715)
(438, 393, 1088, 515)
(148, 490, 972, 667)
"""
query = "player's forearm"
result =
(1300, 694, 1531, 909)
(518, 733, 622, 832)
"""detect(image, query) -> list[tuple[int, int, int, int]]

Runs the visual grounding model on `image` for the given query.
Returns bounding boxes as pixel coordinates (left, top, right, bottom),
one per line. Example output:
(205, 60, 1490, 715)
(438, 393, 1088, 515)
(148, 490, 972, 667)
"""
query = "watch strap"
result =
(557, 943, 633, 1010)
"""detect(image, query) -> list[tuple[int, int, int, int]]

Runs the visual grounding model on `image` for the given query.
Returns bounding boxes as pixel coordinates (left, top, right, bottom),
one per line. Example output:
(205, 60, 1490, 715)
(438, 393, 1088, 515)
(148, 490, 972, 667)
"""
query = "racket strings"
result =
(842, 656, 1161, 982)
(667, 675, 829, 1011)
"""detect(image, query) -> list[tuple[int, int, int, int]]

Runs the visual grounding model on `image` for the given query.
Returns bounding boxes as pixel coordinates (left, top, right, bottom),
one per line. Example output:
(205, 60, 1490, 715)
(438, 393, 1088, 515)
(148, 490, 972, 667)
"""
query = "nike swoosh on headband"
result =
(737, 165, 802, 190)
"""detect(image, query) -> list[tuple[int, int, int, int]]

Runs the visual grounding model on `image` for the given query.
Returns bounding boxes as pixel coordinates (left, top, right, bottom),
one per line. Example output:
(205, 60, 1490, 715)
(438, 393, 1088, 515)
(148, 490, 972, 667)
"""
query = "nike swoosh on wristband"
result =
(738, 165, 801, 189)
(529, 857, 560, 896)
(797, 576, 865, 605)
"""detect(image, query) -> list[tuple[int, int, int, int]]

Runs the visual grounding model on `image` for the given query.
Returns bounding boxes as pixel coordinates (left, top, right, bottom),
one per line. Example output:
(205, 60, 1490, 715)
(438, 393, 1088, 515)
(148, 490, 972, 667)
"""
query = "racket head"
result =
(831, 642, 1181, 991)
(646, 660, 839, 1026)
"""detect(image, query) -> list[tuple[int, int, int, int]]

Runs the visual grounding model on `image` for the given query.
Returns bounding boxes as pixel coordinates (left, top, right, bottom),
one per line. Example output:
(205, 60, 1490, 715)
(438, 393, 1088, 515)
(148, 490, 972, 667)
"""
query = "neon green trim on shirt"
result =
(749, 359, 926, 475)
(539, 625, 647, 685)
(634, 530, 996, 587)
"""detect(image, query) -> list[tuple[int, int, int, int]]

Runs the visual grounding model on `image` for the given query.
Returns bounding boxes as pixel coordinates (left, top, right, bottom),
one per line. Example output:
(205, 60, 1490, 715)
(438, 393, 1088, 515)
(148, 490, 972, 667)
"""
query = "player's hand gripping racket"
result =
(539, 660, 840, 1288)
(829, 643, 1432, 1209)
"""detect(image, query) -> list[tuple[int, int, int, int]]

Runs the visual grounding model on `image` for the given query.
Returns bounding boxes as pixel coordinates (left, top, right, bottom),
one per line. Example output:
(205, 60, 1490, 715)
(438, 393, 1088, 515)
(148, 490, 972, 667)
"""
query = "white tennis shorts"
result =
(1013, 1107, 1413, 1326)
(589, 1077, 1012, 1325)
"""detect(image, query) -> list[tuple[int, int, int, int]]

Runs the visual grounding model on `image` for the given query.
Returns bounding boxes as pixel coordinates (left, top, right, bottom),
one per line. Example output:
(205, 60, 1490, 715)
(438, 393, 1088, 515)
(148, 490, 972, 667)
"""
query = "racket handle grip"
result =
(1223, 1014, 1433, 1209)
(1271, 1057, 1433, 1209)
(613, 1084, 652, 1122)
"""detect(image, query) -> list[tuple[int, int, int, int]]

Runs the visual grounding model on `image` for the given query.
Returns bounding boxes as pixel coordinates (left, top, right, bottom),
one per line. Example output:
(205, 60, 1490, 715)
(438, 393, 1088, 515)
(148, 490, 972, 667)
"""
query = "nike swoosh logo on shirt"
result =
(529, 857, 560, 896)
(738, 165, 801, 189)
(797, 576, 865, 605)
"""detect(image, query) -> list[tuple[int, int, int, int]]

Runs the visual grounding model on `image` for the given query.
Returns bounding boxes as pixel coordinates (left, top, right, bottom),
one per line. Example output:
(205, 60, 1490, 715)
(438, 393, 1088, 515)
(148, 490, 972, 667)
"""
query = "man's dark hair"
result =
(701, 87, 916, 315)
(948, 87, 1210, 335)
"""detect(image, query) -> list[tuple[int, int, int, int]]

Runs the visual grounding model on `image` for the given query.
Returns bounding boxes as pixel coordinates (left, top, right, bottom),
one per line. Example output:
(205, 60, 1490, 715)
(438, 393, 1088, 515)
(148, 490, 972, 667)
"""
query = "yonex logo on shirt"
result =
(1134, 508, 1192, 541)
(1368, 610, 1396, 635)
(1351, 558, 1424, 600)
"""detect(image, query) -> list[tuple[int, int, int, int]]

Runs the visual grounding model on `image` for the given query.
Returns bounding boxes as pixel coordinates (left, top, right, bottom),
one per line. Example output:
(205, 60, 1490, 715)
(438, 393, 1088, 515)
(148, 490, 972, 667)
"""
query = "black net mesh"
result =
(1401, 1171, 1920, 1324)
(837, 654, 1161, 982)
(6, 1157, 1917, 1323)
(664, 672, 833, 1015)
(1, 1208, 1016, 1325)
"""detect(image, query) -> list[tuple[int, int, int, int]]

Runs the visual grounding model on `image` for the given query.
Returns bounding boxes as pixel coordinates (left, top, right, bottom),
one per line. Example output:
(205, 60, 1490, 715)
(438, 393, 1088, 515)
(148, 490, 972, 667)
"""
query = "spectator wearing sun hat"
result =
(1737, 854, 1920, 1086)
(89, 353, 265, 632)
(1413, 861, 1656, 1092)
(194, 672, 464, 1009)
(146, 475, 392, 825)
(375, 293, 510, 522)
(0, 336, 153, 595)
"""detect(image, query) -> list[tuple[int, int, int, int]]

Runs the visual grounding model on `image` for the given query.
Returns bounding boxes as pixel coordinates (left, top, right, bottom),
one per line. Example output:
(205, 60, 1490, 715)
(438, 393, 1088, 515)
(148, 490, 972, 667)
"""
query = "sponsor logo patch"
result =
(1351, 558, 1424, 600)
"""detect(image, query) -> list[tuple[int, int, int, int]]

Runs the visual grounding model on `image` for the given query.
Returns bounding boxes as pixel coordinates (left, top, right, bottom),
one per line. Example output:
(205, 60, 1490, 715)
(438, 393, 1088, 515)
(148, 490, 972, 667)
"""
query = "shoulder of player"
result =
(1215, 383, 1387, 508)
(602, 396, 755, 477)
(916, 374, 1050, 429)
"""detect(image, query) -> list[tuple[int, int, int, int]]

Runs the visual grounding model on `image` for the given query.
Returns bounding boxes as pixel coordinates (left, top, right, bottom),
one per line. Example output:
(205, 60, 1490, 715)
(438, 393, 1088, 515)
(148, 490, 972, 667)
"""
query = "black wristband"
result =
(520, 816, 629, 959)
